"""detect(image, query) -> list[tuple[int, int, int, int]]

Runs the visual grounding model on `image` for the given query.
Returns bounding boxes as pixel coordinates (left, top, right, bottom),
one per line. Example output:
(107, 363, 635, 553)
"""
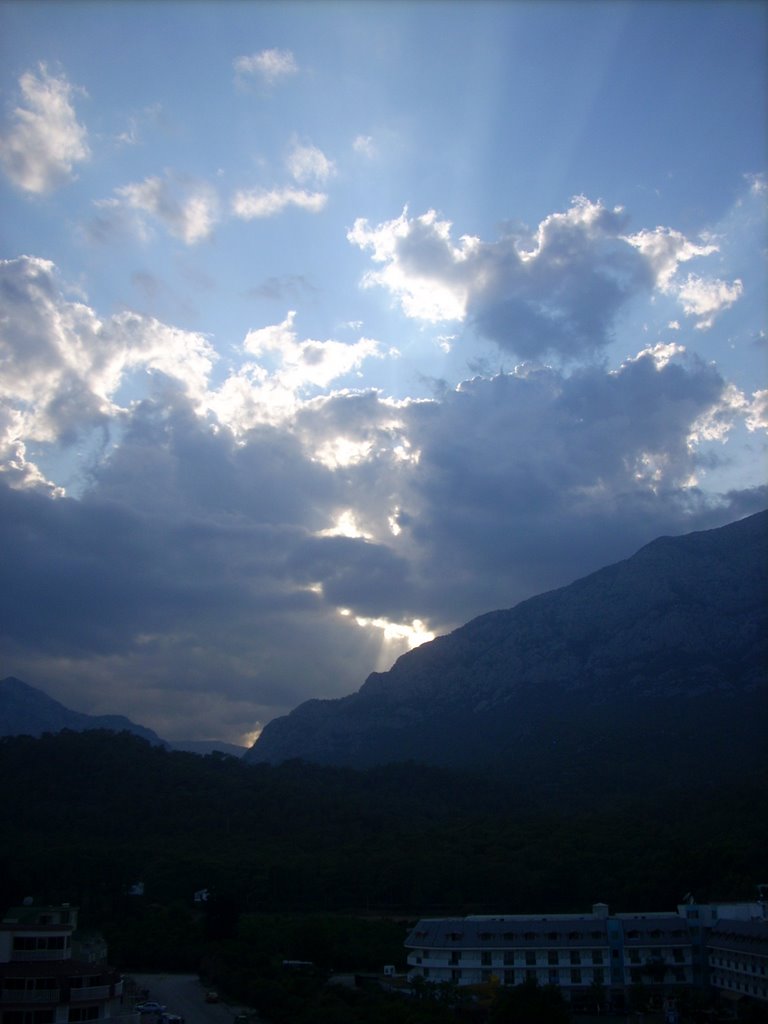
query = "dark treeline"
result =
(2, 729, 764, 923)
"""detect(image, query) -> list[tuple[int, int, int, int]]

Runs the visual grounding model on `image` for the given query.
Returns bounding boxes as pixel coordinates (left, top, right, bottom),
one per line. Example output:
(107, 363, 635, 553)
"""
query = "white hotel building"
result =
(405, 900, 768, 1011)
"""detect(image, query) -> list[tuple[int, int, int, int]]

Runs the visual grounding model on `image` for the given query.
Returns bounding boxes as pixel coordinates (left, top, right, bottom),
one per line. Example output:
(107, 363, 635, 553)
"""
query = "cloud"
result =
(246, 275, 315, 301)
(745, 389, 768, 433)
(1, 297, 763, 741)
(231, 186, 327, 219)
(94, 173, 219, 244)
(625, 225, 743, 329)
(352, 135, 376, 159)
(349, 197, 745, 358)
(1, 186, 762, 744)
(234, 48, 298, 84)
(674, 274, 744, 329)
(0, 64, 89, 193)
(0, 255, 215, 465)
(286, 140, 335, 185)
(208, 311, 384, 429)
(348, 207, 477, 322)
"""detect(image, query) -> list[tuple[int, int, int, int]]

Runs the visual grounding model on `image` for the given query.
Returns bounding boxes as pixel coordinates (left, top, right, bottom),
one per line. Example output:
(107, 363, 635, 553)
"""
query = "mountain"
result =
(247, 510, 768, 787)
(0, 676, 166, 745)
(0, 677, 246, 756)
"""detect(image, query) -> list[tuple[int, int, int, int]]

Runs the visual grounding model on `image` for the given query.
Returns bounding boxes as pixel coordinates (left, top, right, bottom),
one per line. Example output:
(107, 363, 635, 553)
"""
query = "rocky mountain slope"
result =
(247, 510, 768, 782)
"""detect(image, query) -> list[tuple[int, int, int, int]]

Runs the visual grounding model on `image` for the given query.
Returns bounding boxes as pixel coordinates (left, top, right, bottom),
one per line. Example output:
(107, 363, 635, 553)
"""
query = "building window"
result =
(549, 970, 559, 985)
(571, 969, 582, 984)
(673, 949, 685, 963)
(592, 950, 603, 965)
(594, 968, 605, 985)
(451, 969, 460, 983)
(481, 952, 492, 967)
(548, 951, 558, 965)
(450, 952, 460, 965)
(3, 1014, 56, 1024)
(503, 952, 514, 966)
(570, 951, 581, 965)
(504, 970, 515, 985)
(525, 952, 536, 966)
(68, 1011, 99, 1023)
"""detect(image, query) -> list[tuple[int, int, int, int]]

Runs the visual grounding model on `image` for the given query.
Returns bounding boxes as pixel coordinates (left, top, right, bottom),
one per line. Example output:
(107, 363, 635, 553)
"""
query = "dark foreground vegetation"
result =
(2, 729, 766, 1021)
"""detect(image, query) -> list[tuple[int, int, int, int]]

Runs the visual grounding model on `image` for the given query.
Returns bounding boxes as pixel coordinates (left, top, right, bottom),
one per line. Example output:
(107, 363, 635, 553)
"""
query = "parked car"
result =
(135, 1003, 166, 1015)
(162, 1014, 184, 1024)
(204, 992, 219, 1004)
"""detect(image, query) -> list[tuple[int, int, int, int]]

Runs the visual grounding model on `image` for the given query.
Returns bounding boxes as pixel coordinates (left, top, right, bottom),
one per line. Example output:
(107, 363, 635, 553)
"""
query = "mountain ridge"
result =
(0, 676, 245, 756)
(247, 510, 768, 774)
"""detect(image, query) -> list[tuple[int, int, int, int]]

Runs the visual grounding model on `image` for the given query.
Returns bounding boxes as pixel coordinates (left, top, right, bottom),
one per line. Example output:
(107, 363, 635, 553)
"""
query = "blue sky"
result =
(0, 0, 765, 746)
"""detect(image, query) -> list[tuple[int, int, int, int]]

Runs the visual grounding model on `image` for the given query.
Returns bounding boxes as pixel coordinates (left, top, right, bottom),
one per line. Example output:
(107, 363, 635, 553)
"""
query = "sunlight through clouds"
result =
(0, 0, 765, 744)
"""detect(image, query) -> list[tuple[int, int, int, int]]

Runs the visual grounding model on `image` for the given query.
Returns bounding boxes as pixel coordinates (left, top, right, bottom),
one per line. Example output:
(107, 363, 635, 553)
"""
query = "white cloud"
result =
(0, 64, 89, 193)
(231, 186, 327, 219)
(348, 207, 477, 322)
(350, 197, 746, 356)
(209, 312, 384, 430)
(349, 197, 647, 357)
(624, 226, 717, 290)
(675, 274, 744, 329)
(352, 134, 376, 158)
(745, 389, 768, 432)
(96, 173, 219, 244)
(233, 48, 298, 84)
(625, 225, 743, 328)
(286, 140, 335, 185)
(0, 256, 216, 468)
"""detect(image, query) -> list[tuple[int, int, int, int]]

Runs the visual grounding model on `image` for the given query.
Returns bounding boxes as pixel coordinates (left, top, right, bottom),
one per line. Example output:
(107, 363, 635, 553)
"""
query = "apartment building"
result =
(0, 904, 123, 1024)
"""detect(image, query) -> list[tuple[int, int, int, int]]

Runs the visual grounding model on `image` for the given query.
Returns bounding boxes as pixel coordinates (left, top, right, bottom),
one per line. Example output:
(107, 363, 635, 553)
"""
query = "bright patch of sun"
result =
(313, 436, 372, 468)
(239, 726, 262, 747)
(353, 615, 434, 649)
(318, 509, 372, 539)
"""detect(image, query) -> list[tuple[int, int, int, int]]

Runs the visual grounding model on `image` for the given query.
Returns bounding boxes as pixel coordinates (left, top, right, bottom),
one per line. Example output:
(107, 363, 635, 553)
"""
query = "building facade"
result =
(405, 900, 768, 1012)
(0, 904, 123, 1024)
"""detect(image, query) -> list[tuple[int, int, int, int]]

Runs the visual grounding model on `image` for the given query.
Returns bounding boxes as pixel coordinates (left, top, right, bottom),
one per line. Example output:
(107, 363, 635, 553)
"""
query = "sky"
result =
(0, 0, 766, 747)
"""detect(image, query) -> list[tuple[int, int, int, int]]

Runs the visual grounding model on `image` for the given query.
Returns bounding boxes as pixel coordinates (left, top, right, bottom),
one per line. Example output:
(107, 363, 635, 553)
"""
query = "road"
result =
(121, 973, 253, 1024)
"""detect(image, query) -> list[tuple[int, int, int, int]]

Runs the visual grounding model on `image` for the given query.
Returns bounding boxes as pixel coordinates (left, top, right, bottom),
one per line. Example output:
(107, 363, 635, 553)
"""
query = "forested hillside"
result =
(2, 729, 764, 925)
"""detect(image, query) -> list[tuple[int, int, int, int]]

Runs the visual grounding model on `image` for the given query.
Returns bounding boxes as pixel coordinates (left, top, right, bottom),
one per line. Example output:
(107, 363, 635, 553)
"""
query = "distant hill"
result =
(0, 676, 166, 745)
(169, 739, 246, 757)
(248, 510, 768, 791)
(0, 676, 245, 756)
